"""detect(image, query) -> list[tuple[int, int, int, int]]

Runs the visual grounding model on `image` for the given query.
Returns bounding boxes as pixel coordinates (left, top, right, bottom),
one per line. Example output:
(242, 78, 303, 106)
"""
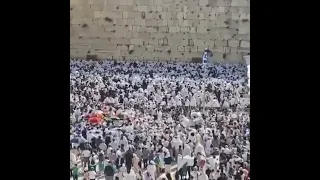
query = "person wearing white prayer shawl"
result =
(199, 170, 209, 180)
(175, 94, 182, 106)
(205, 137, 213, 155)
(128, 133, 134, 142)
(74, 107, 81, 120)
(181, 116, 190, 128)
(195, 95, 202, 107)
(188, 130, 196, 143)
(211, 155, 220, 172)
(184, 98, 190, 107)
(70, 152, 77, 165)
(230, 155, 241, 169)
(94, 93, 100, 101)
(109, 138, 118, 150)
(245, 141, 250, 150)
(171, 136, 182, 151)
(70, 114, 76, 124)
(190, 96, 196, 107)
(132, 154, 140, 172)
(179, 133, 186, 145)
(123, 168, 137, 180)
(230, 97, 236, 106)
(106, 146, 113, 157)
(222, 99, 230, 108)
(195, 133, 202, 143)
(166, 116, 173, 124)
(160, 100, 166, 106)
(224, 145, 231, 154)
(194, 140, 206, 157)
(162, 140, 169, 148)
(242, 149, 248, 162)
(191, 87, 196, 94)
(202, 129, 210, 141)
(182, 143, 191, 157)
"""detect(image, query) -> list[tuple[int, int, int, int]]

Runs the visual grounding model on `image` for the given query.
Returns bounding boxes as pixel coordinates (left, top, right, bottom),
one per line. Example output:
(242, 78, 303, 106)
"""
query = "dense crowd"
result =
(70, 59, 250, 180)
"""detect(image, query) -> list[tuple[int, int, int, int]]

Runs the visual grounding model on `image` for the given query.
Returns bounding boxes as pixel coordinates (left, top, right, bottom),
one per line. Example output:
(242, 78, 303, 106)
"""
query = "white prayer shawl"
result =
(181, 116, 190, 128)
(182, 144, 191, 157)
(194, 143, 205, 156)
(199, 173, 209, 180)
(147, 164, 156, 180)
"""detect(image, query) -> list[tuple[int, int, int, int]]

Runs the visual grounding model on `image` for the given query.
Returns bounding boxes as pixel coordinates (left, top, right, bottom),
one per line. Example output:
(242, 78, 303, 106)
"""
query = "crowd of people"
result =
(70, 59, 250, 180)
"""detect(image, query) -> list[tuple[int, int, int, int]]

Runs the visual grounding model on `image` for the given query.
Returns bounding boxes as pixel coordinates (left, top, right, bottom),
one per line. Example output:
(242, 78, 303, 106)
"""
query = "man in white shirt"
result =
(82, 148, 91, 168)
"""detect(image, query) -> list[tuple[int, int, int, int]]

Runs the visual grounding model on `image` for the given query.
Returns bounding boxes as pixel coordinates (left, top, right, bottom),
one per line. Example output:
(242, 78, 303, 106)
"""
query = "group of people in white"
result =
(70, 59, 250, 180)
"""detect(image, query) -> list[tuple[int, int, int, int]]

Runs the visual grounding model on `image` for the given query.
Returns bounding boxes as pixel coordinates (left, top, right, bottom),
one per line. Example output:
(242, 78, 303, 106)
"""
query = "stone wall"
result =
(70, 0, 250, 62)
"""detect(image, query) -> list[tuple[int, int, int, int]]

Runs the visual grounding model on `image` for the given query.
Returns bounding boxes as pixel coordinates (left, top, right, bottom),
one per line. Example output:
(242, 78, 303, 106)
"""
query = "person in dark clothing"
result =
(175, 171, 179, 180)
(234, 170, 243, 180)
(91, 137, 97, 150)
(104, 161, 116, 180)
(205, 48, 213, 57)
(105, 133, 112, 147)
(72, 164, 79, 180)
(96, 136, 103, 149)
(205, 168, 211, 179)
(85, 143, 92, 151)
(166, 172, 173, 180)
(98, 151, 105, 172)
(142, 147, 149, 168)
(125, 149, 134, 173)
(193, 156, 197, 168)
(217, 173, 228, 180)
(82, 129, 87, 139)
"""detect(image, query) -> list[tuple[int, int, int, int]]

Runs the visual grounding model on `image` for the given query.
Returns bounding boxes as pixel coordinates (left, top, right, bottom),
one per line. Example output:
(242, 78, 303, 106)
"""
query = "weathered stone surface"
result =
(240, 41, 250, 48)
(70, 0, 250, 62)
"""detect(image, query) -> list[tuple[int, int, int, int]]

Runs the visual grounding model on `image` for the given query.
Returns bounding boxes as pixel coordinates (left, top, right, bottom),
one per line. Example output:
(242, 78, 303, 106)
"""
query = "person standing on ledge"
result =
(203, 48, 213, 64)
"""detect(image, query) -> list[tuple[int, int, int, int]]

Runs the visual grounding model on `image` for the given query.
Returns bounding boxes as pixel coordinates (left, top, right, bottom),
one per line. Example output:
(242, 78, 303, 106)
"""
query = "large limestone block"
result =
(107, 0, 121, 5)
(217, 0, 231, 6)
(226, 53, 243, 62)
(130, 38, 144, 45)
(238, 24, 250, 34)
(231, 0, 250, 7)
(240, 41, 250, 48)
(228, 40, 240, 47)
(117, 5, 135, 12)
(238, 47, 250, 54)
(199, 0, 208, 6)
(212, 52, 225, 62)
(214, 40, 228, 47)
